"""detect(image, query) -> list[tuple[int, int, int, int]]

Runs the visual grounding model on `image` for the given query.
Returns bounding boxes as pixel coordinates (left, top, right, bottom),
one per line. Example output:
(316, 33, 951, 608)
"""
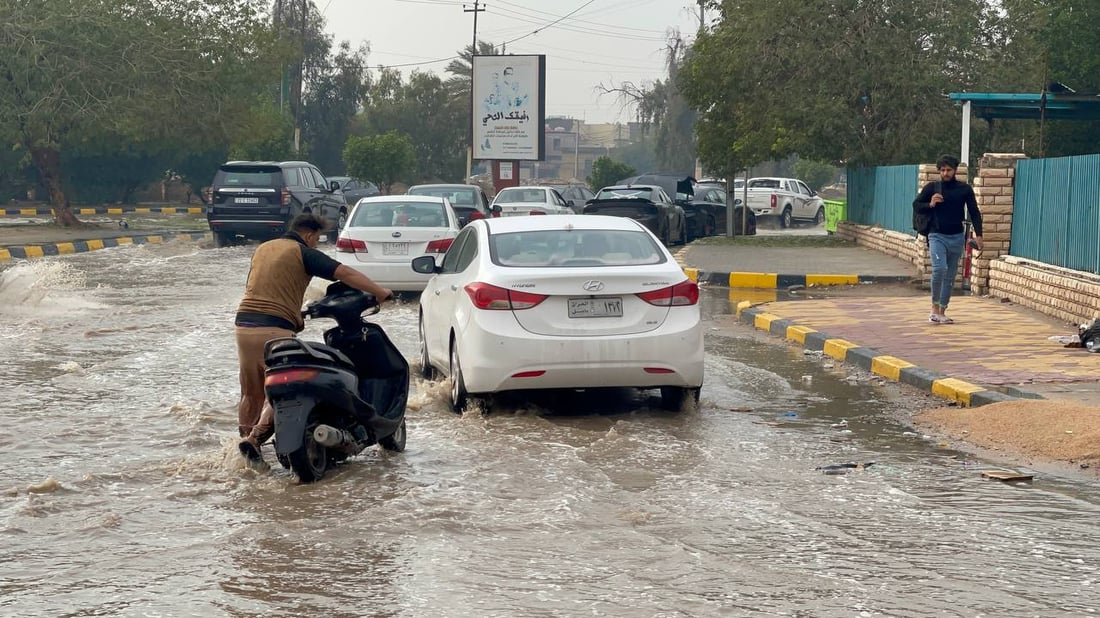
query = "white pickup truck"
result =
(737, 177, 826, 228)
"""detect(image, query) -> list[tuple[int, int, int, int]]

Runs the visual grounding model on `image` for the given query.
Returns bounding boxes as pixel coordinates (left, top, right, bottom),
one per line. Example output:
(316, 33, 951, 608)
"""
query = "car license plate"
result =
(235, 197, 259, 204)
(383, 242, 408, 255)
(568, 297, 623, 318)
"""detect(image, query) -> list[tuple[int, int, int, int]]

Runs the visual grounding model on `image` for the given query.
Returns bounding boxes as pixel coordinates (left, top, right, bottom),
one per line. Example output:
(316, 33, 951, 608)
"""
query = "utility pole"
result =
(464, 1, 486, 180)
(294, 0, 306, 154)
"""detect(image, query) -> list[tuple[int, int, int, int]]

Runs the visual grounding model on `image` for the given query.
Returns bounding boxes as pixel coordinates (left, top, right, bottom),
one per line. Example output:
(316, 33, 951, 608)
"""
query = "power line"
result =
(491, 0, 668, 35)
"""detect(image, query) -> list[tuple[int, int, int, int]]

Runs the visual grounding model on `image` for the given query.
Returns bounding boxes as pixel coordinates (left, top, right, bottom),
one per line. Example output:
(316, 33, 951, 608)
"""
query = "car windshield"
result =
(349, 201, 448, 228)
(495, 188, 546, 203)
(215, 167, 280, 187)
(595, 187, 654, 200)
(490, 230, 665, 267)
(410, 187, 477, 207)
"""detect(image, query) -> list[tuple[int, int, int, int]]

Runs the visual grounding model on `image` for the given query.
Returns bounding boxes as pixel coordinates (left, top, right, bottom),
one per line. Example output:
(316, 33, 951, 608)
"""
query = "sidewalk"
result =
(682, 239, 1099, 407)
(681, 242, 918, 288)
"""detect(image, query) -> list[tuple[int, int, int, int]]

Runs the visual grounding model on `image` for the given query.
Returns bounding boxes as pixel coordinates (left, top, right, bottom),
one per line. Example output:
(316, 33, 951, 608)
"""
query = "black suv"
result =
(207, 161, 346, 246)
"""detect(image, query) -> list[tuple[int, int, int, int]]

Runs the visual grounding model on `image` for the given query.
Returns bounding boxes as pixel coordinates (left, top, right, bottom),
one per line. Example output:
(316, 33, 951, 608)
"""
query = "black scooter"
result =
(262, 282, 409, 482)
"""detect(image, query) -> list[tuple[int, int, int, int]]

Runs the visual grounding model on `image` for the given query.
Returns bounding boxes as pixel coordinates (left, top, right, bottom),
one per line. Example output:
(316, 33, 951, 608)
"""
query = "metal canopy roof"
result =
(949, 92, 1100, 121)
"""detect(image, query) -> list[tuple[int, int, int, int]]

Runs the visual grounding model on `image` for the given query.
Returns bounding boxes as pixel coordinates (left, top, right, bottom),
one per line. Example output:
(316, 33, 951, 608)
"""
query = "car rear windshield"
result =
(214, 167, 282, 187)
(595, 188, 653, 200)
(350, 201, 448, 228)
(490, 230, 665, 267)
(409, 187, 477, 206)
(748, 179, 780, 189)
(495, 188, 546, 203)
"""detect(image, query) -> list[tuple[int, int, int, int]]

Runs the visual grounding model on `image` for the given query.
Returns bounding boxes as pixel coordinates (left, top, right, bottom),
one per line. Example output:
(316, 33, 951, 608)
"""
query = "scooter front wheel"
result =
(288, 425, 328, 483)
(378, 418, 407, 452)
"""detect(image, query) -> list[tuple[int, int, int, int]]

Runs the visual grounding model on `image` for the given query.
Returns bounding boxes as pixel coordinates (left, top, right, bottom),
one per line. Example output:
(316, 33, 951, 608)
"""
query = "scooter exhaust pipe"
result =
(313, 424, 356, 449)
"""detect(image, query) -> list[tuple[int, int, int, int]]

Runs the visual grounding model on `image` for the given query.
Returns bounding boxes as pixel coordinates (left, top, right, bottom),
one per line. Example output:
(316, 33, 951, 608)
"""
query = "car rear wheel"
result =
(781, 207, 793, 229)
(660, 386, 700, 411)
(449, 339, 469, 414)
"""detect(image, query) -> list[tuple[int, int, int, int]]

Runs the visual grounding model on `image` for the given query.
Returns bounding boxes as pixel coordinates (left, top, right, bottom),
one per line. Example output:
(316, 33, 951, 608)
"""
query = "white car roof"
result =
(497, 185, 550, 192)
(480, 214, 646, 234)
(354, 195, 447, 206)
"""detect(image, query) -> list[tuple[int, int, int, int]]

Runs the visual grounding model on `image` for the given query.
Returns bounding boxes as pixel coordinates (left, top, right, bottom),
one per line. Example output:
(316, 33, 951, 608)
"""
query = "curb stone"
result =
(0, 232, 213, 262)
(732, 301, 1042, 407)
(3, 206, 206, 217)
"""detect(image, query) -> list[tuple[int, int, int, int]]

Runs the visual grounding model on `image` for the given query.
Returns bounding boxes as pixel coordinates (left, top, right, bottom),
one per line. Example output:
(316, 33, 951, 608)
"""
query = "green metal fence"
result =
(846, 165, 919, 234)
(1013, 155, 1100, 275)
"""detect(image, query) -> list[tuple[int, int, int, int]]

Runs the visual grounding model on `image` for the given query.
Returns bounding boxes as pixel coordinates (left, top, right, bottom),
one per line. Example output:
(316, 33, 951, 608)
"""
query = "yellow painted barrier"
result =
(785, 325, 817, 344)
(116, 237, 134, 245)
(806, 274, 859, 287)
(753, 312, 781, 331)
(683, 267, 699, 282)
(0, 249, 11, 262)
(729, 272, 778, 289)
(87, 239, 105, 251)
(932, 378, 985, 406)
(870, 356, 915, 381)
(107, 208, 124, 215)
(822, 338, 859, 361)
(735, 300, 753, 317)
(23, 246, 45, 258)
(56, 242, 76, 255)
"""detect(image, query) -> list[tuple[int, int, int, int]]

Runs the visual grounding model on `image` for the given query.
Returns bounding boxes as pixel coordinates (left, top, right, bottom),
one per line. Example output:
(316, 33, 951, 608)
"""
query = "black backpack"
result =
(913, 181, 939, 236)
(1080, 319, 1100, 353)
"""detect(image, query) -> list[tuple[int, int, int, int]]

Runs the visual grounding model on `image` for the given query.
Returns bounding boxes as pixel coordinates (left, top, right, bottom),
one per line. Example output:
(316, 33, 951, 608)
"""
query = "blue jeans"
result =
(928, 232, 965, 310)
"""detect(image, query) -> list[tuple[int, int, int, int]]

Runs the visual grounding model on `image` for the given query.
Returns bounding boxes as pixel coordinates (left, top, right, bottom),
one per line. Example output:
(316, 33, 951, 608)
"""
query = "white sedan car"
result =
(335, 195, 461, 291)
(490, 186, 574, 217)
(411, 215, 704, 412)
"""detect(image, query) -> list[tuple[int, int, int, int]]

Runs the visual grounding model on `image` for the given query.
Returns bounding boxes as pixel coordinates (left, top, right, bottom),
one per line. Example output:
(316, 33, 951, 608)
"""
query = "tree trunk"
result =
(30, 146, 80, 227)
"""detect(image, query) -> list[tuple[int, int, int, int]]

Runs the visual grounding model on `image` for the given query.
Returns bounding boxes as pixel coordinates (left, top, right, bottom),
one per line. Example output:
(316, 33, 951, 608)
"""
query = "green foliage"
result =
(343, 131, 416, 194)
(586, 157, 637, 191)
(792, 159, 839, 191)
(230, 102, 296, 162)
(356, 69, 467, 182)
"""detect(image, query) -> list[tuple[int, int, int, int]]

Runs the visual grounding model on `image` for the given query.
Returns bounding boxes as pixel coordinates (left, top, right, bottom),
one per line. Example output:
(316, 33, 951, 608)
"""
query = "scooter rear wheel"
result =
(378, 418, 407, 452)
(288, 425, 328, 483)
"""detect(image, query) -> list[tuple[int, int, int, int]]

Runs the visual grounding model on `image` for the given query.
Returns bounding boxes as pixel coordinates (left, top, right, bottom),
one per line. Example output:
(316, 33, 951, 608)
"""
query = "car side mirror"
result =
(329, 180, 340, 192)
(411, 255, 441, 274)
(491, 205, 503, 216)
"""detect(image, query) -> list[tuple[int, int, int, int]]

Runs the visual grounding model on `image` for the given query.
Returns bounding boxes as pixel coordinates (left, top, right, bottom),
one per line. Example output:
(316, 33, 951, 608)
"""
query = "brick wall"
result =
(989, 257, 1100, 325)
(969, 153, 1026, 295)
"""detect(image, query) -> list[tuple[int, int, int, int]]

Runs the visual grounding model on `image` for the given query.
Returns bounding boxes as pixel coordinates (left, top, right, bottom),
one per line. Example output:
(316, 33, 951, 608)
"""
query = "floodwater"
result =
(2, 239, 1099, 617)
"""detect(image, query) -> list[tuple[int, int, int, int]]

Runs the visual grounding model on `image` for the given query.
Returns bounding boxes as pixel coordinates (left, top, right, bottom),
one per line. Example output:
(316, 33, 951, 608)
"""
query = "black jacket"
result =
(913, 179, 983, 236)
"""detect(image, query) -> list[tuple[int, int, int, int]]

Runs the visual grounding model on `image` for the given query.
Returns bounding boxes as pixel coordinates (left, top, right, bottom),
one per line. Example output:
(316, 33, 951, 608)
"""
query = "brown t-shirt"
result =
(235, 233, 340, 332)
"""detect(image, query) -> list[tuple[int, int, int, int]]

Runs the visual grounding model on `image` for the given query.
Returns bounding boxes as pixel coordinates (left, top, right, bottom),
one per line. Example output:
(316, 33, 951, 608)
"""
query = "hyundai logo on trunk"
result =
(392, 231, 402, 238)
(582, 280, 605, 292)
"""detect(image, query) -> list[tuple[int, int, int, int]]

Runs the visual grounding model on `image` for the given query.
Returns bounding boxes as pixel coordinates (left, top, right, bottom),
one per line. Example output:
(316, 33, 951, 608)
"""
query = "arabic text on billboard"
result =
(472, 55, 543, 161)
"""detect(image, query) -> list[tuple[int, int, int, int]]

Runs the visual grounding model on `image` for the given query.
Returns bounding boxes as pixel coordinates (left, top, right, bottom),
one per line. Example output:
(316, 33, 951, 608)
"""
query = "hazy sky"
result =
(320, 0, 704, 124)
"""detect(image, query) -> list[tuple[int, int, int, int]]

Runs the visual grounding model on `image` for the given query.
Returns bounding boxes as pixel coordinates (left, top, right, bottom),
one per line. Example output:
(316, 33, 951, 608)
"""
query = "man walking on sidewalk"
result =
(913, 155, 984, 324)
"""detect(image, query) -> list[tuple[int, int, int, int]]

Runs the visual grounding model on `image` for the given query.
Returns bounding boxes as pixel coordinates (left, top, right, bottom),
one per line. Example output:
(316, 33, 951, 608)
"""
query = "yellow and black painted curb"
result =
(732, 300, 1031, 408)
(2, 205, 206, 217)
(0, 232, 212, 263)
(681, 268, 913, 289)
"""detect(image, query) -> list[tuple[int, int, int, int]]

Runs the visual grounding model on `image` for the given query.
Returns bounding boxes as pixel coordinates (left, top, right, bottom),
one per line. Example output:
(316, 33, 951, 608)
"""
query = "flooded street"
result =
(3, 239, 1100, 617)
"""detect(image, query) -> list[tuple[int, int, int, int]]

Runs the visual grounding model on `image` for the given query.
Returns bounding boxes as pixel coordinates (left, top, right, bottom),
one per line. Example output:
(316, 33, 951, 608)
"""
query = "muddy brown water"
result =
(2, 239, 1099, 617)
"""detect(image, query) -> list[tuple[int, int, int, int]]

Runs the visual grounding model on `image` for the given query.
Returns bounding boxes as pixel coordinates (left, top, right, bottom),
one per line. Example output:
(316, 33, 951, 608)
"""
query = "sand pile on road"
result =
(916, 400, 1100, 467)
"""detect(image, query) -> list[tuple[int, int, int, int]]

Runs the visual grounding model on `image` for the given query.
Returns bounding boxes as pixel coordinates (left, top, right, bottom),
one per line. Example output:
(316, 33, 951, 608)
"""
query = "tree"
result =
(343, 131, 416, 194)
(682, 0, 1002, 168)
(792, 159, 839, 191)
(444, 40, 502, 98)
(586, 157, 636, 191)
(0, 0, 281, 225)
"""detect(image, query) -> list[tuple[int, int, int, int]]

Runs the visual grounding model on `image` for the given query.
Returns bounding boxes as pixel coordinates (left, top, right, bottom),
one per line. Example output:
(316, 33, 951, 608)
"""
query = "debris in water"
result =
(816, 462, 875, 475)
(27, 478, 62, 494)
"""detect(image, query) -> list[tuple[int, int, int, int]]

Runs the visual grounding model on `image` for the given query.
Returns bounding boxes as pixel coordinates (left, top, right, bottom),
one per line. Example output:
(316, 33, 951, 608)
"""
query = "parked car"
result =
(491, 186, 573, 217)
(334, 196, 461, 292)
(618, 173, 714, 241)
(692, 186, 756, 236)
(741, 177, 826, 228)
(556, 184, 596, 213)
(329, 176, 381, 205)
(584, 184, 687, 246)
(410, 214, 704, 412)
(206, 160, 345, 247)
(407, 184, 493, 227)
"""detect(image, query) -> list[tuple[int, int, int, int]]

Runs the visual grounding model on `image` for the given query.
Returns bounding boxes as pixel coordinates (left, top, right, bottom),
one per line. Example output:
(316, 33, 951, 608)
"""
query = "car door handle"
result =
(434, 289, 441, 295)
(450, 285, 458, 291)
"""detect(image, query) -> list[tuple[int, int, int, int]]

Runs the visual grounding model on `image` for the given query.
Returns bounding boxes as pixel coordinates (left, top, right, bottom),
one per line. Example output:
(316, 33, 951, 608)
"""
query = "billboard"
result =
(472, 54, 546, 161)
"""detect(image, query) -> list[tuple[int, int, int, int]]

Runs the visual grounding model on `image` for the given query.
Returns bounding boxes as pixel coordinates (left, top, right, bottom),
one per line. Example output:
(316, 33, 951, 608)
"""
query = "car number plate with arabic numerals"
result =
(383, 242, 408, 255)
(568, 297, 623, 318)
(235, 197, 259, 204)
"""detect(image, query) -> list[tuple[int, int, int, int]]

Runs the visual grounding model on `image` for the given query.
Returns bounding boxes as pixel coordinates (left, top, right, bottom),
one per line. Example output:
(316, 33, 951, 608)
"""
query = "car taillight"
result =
(425, 238, 454, 253)
(464, 282, 547, 310)
(529, 210, 546, 216)
(265, 368, 320, 386)
(336, 237, 367, 253)
(770, 194, 777, 208)
(281, 187, 291, 206)
(636, 280, 699, 306)
(469, 211, 486, 221)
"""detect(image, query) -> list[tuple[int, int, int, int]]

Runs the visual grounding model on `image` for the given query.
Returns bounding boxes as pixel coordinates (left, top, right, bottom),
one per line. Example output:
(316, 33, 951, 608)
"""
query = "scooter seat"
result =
(265, 338, 356, 371)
